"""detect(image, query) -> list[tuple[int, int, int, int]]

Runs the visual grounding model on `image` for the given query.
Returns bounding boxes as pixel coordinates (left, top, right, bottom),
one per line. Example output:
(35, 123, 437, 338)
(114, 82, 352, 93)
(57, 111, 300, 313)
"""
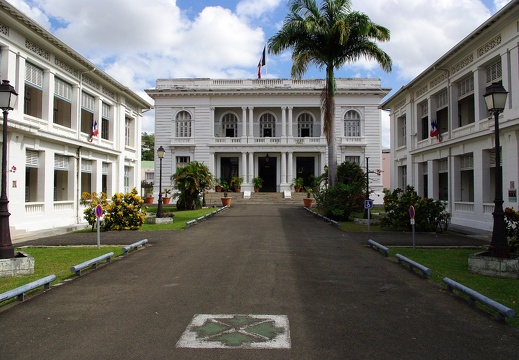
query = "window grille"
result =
(345, 156, 360, 164)
(437, 90, 448, 109)
(260, 113, 276, 137)
(486, 61, 502, 84)
(81, 92, 95, 111)
(54, 154, 69, 169)
(460, 154, 473, 170)
(422, 163, 428, 175)
(176, 111, 192, 138)
(26, 150, 39, 167)
(125, 117, 132, 146)
(298, 113, 313, 137)
(55, 78, 72, 100)
(102, 162, 109, 174)
(344, 110, 360, 137)
(176, 156, 190, 168)
(438, 159, 448, 173)
(25, 63, 43, 88)
(82, 159, 93, 172)
(102, 103, 110, 119)
(222, 113, 238, 137)
(419, 101, 428, 117)
(458, 77, 474, 98)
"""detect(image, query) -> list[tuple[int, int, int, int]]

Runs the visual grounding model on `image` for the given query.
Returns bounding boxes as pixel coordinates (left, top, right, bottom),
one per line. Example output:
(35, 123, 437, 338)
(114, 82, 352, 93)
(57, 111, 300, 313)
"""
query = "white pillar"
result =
(248, 107, 254, 137)
(288, 151, 294, 184)
(281, 151, 287, 185)
(281, 106, 287, 138)
(242, 106, 247, 138)
(288, 107, 293, 137)
(241, 152, 247, 181)
(248, 152, 254, 184)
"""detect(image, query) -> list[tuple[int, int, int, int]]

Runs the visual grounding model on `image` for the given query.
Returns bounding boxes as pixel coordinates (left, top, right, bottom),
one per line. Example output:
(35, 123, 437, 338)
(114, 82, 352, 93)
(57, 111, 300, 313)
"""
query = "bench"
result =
(396, 253, 432, 278)
(122, 239, 148, 255)
(70, 252, 114, 276)
(368, 239, 390, 256)
(443, 277, 515, 320)
(0, 274, 56, 302)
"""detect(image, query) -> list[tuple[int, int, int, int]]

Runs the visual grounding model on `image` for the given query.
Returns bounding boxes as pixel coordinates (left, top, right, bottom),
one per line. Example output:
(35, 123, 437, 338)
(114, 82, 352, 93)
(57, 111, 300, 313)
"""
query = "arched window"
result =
(222, 113, 238, 137)
(344, 110, 361, 137)
(297, 113, 313, 137)
(260, 113, 276, 137)
(176, 111, 192, 138)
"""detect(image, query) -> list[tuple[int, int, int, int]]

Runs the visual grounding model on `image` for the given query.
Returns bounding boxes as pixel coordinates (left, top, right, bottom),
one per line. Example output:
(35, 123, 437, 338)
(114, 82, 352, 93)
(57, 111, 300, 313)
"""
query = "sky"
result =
(5, 0, 512, 148)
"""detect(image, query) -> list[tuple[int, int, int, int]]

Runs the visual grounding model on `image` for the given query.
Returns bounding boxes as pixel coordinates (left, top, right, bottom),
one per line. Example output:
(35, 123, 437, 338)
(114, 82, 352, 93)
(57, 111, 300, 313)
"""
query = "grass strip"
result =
(391, 248, 519, 328)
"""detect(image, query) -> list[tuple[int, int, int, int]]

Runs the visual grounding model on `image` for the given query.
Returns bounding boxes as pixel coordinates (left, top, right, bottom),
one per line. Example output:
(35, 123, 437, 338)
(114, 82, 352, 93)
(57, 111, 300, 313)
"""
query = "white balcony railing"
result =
(54, 201, 74, 212)
(25, 203, 45, 214)
(454, 202, 474, 213)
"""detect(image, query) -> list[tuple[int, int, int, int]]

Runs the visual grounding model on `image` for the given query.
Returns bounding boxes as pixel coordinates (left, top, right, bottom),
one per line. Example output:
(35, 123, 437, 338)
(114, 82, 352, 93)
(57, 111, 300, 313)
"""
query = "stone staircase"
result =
(205, 191, 308, 206)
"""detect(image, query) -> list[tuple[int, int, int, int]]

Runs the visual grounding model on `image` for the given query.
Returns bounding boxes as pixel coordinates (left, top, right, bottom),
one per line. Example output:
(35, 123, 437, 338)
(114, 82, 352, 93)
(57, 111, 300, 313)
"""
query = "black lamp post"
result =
(156, 146, 165, 218)
(364, 157, 370, 219)
(483, 82, 509, 258)
(0, 80, 18, 259)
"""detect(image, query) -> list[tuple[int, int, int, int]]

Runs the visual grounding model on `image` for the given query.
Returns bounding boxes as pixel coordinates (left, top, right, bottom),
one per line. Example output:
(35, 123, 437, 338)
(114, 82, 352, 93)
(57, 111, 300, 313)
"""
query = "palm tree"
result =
(268, 0, 392, 186)
(171, 161, 214, 210)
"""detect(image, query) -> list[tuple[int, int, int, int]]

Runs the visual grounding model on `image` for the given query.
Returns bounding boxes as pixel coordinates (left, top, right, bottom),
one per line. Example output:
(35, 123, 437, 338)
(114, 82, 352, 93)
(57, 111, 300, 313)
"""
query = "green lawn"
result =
(1, 246, 124, 303)
(391, 248, 519, 327)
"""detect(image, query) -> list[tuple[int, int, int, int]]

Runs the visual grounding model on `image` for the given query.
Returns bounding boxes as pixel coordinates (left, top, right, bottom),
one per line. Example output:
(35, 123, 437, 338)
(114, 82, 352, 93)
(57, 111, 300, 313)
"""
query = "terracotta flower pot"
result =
(145, 197, 154, 204)
(221, 197, 232, 207)
(163, 197, 171, 205)
(303, 198, 315, 208)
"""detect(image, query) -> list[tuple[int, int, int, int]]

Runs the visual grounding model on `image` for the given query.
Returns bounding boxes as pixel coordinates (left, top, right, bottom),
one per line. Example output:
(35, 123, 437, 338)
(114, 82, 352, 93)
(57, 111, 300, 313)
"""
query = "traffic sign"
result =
(95, 204, 103, 218)
(364, 199, 374, 209)
(409, 205, 415, 219)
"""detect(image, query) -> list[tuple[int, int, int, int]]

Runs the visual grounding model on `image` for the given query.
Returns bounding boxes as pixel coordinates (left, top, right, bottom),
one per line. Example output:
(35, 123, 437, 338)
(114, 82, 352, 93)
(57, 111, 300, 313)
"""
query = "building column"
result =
(281, 106, 287, 139)
(320, 151, 327, 172)
(287, 107, 293, 137)
(241, 151, 247, 182)
(474, 67, 487, 129)
(248, 152, 254, 184)
(288, 151, 294, 184)
(281, 151, 287, 185)
(248, 107, 254, 137)
(242, 106, 247, 138)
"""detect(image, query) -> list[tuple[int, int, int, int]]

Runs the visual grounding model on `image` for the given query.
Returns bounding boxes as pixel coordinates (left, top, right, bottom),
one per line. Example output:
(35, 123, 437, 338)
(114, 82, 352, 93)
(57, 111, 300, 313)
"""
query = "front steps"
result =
(205, 191, 309, 206)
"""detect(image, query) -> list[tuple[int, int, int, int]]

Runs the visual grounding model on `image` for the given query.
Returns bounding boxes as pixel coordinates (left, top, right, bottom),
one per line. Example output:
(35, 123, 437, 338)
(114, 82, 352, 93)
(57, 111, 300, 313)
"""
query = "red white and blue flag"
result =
(430, 119, 441, 142)
(89, 119, 99, 142)
(257, 46, 266, 79)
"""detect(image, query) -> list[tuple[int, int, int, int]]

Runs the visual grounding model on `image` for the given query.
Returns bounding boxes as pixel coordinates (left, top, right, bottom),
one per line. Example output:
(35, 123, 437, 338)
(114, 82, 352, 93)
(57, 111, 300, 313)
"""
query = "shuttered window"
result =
(26, 150, 39, 167)
(25, 63, 43, 88)
(54, 154, 69, 169)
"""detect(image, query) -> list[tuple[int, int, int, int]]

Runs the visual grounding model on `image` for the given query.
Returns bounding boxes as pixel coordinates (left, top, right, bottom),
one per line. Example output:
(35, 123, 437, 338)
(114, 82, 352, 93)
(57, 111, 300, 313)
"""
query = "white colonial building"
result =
(381, 0, 519, 231)
(0, 0, 151, 234)
(146, 78, 388, 197)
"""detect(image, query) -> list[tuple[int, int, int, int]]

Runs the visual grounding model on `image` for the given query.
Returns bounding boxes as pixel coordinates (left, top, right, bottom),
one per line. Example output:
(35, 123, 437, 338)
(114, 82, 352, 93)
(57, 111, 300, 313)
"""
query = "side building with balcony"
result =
(0, 0, 151, 234)
(146, 78, 388, 197)
(381, 0, 519, 230)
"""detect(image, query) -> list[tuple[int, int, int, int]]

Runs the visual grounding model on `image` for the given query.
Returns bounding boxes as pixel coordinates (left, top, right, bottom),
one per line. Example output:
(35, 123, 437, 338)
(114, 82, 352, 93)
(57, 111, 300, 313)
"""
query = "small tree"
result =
(81, 191, 109, 231)
(504, 208, 519, 253)
(171, 161, 214, 210)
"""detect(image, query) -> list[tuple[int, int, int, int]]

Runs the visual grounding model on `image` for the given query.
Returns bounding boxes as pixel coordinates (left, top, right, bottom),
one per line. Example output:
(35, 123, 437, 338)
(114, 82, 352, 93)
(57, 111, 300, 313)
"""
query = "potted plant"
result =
(144, 187, 154, 204)
(290, 177, 304, 192)
(162, 188, 172, 204)
(221, 181, 231, 207)
(303, 186, 315, 208)
(252, 176, 264, 192)
(230, 176, 244, 193)
(215, 178, 223, 192)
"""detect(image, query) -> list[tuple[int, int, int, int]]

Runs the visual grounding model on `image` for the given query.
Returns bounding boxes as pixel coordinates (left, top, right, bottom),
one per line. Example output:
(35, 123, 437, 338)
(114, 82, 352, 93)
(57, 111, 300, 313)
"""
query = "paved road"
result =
(1, 204, 518, 359)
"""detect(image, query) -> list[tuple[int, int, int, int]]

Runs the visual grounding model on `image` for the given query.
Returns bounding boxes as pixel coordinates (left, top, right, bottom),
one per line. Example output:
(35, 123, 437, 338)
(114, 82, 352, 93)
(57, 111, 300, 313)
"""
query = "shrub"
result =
(504, 207, 519, 253)
(381, 186, 449, 232)
(314, 161, 365, 220)
(102, 188, 147, 231)
(171, 161, 214, 210)
(81, 192, 109, 231)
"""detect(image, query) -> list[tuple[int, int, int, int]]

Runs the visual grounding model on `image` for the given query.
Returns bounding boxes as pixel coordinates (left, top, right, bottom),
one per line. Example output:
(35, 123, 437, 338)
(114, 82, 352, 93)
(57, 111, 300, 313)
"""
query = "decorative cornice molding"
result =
(415, 84, 428, 98)
(25, 39, 50, 60)
(451, 54, 474, 74)
(430, 72, 448, 88)
(0, 22, 8, 36)
(54, 58, 79, 78)
(478, 34, 501, 57)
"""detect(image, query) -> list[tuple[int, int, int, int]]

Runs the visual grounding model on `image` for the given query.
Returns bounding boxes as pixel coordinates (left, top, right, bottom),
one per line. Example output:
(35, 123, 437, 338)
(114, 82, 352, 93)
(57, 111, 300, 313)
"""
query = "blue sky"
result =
(6, 0, 511, 147)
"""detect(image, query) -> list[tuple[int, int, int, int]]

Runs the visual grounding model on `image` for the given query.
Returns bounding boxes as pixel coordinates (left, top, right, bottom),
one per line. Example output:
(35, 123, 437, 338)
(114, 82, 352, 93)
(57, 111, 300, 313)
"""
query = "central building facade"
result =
(146, 78, 388, 196)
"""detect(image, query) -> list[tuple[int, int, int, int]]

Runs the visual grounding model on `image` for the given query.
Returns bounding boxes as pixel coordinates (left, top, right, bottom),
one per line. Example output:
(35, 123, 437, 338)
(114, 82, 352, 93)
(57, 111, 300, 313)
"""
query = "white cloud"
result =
(236, 0, 283, 19)
(493, 0, 512, 11)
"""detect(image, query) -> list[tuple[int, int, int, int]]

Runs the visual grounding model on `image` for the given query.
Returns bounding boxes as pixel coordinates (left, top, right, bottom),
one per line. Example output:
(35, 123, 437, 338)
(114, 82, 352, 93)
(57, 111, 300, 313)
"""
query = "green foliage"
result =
(141, 132, 155, 161)
(102, 188, 147, 231)
(230, 176, 244, 191)
(381, 185, 450, 232)
(171, 161, 214, 210)
(314, 161, 365, 220)
(252, 176, 264, 189)
(504, 208, 519, 253)
(290, 177, 304, 190)
(81, 192, 110, 230)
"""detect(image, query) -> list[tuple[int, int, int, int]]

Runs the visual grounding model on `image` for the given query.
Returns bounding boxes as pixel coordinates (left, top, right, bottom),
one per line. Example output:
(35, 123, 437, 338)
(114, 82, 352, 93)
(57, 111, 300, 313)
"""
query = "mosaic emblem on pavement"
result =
(176, 314, 291, 349)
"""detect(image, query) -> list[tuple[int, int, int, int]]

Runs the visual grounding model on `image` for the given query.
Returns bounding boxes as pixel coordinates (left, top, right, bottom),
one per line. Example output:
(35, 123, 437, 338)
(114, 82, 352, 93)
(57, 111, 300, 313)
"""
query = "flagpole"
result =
(265, 43, 268, 78)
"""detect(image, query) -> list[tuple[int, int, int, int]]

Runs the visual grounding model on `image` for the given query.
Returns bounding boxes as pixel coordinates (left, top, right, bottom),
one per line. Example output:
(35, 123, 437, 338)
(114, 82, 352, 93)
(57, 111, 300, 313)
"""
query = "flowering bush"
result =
(81, 192, 109, 231)
(102, 188, 147, 231)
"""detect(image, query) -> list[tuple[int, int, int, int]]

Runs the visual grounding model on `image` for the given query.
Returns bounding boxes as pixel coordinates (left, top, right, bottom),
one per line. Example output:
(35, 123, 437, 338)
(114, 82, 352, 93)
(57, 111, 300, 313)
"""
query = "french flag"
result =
(89, 119, 99, 142)
(257, 46, 266, 79)
(430, 119, 438, 138)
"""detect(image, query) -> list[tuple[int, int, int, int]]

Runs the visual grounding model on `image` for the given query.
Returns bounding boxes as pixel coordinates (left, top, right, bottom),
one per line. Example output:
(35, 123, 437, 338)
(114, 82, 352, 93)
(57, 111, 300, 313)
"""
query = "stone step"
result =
(205, 191, 310, 206)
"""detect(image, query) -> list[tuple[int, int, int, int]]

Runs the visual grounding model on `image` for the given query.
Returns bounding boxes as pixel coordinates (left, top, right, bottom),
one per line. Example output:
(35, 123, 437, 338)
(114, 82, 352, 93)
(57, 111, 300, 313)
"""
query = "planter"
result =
(254, 188, 260, 193)
(234, 188, 241, 193)
(221, 197, 232, 207)
(303, 198, 315, 208)
(145, 197, 154, 204)
(468, 251, 519, 279)
(163, 197, 171, 205)
(215, 186, 222, 192)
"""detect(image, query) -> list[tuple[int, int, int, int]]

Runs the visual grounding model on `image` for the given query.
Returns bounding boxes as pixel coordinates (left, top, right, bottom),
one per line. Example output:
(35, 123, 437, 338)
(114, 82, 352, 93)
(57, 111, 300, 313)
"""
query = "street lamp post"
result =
(156, 146, 165, 218)
(364, 157, 369, 219)
(483, 82, 509, 258)
(0, 80, 18, 259)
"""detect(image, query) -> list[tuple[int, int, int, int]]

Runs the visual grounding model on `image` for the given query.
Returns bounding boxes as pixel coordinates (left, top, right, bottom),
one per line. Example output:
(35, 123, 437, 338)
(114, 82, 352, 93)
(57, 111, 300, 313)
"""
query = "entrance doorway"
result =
(220, 157, 239, 185)
(259, 156, 277, 192)
(296, 157, 315, 187)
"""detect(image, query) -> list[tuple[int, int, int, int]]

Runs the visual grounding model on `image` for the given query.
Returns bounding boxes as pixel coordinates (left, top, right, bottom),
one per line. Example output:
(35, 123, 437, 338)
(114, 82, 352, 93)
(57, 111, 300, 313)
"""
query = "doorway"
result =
(296, 157, 315, 187)
(259, 156, 277, 192)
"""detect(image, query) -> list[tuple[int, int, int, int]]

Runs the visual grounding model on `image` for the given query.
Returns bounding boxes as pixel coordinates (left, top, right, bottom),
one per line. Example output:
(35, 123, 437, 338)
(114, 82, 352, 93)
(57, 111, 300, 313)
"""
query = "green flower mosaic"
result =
(192, 315, 285, 347)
